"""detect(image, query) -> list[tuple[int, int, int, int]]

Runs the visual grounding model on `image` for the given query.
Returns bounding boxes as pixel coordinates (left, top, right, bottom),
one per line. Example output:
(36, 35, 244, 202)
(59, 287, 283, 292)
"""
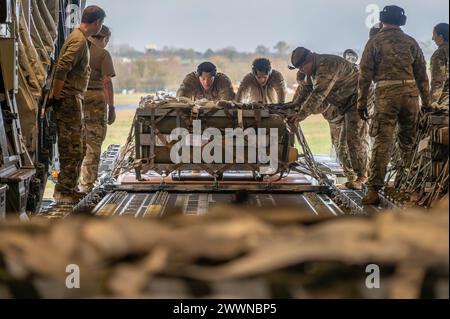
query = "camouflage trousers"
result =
(437, 94, 449, 110)
(368, 91, 420, 189)
(54, 95, 86, 194)
(323, 105, 367, 180)
(328, 121, 355, 180)
(342, 106, 369, 179)
(79, 90, 108, 192)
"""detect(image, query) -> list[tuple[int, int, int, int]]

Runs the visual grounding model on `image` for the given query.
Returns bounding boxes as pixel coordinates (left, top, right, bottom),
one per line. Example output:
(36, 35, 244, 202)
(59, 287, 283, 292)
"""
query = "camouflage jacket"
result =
(292, 72, 355, 123)
(176, 72, 235, 101)
(292, 70, 313, 102)
(236, 70, 286, 104)
(293, 53, 359, 116)
(358, 26, 430, 109)
(430, 42, 449, 106)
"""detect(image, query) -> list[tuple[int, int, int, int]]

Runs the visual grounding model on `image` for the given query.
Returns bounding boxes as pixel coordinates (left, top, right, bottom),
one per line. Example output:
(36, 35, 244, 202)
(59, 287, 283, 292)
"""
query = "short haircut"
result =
(197, 62, 217, 76)
(92, 25, 111, 39)
(434, 23, 449, 42)
(252, 58, 272, 75)
(81, 6, 106, 24)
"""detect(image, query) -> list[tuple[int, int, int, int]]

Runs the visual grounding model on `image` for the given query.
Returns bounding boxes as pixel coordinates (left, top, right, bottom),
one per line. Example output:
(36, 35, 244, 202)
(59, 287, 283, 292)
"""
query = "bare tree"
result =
(274, 41, 290, 56)
(255, 45, 270, 56)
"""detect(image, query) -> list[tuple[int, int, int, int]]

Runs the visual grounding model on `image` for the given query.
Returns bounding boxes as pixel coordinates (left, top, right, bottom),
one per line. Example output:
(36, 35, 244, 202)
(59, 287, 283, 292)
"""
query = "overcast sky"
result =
(86, 0, 449, 53)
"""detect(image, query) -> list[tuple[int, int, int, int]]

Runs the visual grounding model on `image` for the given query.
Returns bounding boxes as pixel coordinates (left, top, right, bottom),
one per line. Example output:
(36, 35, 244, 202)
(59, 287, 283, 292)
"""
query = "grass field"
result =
(115, 93, 147, 106)
(44, 94, 332, 198)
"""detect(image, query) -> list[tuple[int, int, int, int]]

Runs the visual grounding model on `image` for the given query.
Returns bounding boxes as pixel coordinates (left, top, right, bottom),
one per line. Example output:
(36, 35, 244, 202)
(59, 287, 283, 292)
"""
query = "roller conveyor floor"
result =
(38, 154, 390, 219)
(92, 191, 344, 218)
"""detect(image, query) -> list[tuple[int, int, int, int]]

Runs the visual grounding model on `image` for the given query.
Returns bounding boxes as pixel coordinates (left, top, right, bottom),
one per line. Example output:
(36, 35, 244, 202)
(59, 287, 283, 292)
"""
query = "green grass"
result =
(300, 114, 333, 155)
(103, 109, 136, 150)
(44, 181, 56, 198)
(114, 93, 148, 106)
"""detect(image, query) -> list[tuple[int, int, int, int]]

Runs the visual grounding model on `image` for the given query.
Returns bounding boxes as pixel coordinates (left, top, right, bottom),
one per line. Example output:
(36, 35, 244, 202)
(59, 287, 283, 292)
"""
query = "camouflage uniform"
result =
(358, 26, 430, 190)
(321, 104, 356, 180)
(79, 42, 116, 193)
(53, 28, 91, 195)
(293, 54, 369, 180)
(293, 71, 355, 180)
(430, 42, 449, 109)
(236, 70, 286, 104)
(177, 72, 235, 101)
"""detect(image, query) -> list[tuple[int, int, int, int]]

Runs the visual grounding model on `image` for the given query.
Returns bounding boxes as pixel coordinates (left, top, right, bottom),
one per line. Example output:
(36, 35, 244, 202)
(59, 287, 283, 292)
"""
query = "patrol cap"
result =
(342, 49, 359, 61)
(288, 47, 311, 70)
(380, 5, 407, 26)
(343, 49, 358, 58)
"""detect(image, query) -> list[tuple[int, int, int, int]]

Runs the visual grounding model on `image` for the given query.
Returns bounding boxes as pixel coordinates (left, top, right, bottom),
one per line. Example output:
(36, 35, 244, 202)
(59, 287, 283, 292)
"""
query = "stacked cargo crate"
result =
(389, 111, 449, 208)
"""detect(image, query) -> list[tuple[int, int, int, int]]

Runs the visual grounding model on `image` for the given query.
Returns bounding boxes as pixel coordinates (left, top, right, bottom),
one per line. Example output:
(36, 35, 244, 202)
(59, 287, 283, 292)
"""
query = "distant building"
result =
(145, 43, 158, 53)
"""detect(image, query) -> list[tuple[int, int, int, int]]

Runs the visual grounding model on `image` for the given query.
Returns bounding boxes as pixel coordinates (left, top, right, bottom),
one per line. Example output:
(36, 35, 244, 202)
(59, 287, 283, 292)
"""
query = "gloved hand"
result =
(108, 105, 116, 125)
(358, 107, 369, 121)
(47, 97, 62, 108)
(287, 110, 308, 124)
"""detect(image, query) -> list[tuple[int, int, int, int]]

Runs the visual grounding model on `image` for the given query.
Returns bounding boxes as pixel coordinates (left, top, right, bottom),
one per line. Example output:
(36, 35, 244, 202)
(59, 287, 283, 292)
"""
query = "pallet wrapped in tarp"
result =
(0, 197, 448, 298)
(134, 98, 295, 176)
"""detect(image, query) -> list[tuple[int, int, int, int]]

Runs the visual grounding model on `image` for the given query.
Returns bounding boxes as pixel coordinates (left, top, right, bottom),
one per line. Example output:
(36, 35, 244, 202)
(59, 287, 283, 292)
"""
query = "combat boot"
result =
(362, 188, 381, 205)
(71, 191, 87, 201)
(345, 176, 367, 190)
(53, 190, 77, 204)
(78, 185, 93, 194)
(53, 190, 86, 204)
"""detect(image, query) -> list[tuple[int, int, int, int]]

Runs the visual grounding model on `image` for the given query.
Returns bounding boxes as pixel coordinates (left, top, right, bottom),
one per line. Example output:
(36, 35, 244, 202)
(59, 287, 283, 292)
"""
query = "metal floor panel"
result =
(93, 191, 344, 218)
(38, 156, 394, 219)
(334, 189, 388, 214)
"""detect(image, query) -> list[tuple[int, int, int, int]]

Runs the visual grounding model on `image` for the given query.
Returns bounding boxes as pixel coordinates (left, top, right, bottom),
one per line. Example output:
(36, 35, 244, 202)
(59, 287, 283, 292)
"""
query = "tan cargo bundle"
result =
(134, 98, 298, 179)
